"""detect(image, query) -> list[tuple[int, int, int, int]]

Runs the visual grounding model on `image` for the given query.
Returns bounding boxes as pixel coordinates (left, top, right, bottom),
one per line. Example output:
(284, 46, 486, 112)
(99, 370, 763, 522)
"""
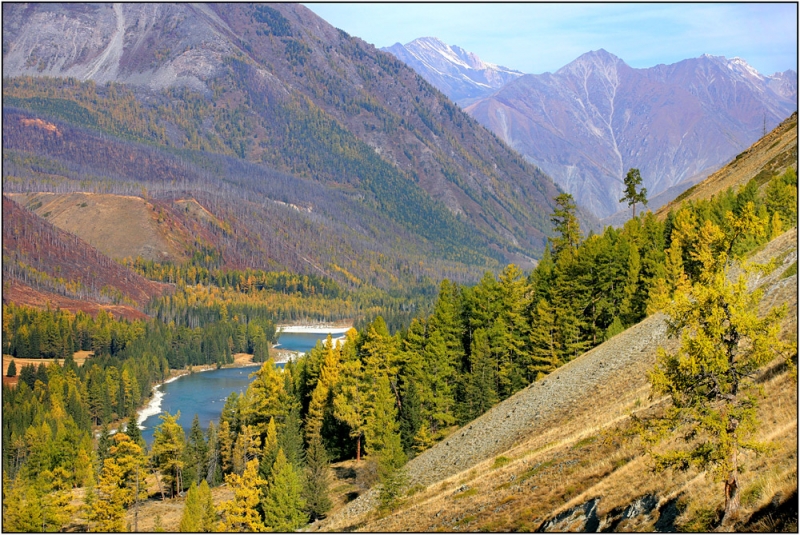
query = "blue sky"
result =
(304, 3, 797, 75)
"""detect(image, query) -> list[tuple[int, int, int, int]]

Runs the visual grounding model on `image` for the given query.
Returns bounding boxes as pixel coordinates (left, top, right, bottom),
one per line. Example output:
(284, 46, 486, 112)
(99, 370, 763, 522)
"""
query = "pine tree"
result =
(461, 328, 498, 421)
(125, 411, 146, 451)
(261, 449, 308, 531)
(96, 423, 111, 472)
(420, 329, 456, 435)
(303, 434, 332, 521)
(397, 378, 422, 455)
(278, 401, 306, 469)
(7, 359, 16, 377)
(365, 374, 407, 508)
(205, 420, 223, 486)
(185, 414, 208, 485)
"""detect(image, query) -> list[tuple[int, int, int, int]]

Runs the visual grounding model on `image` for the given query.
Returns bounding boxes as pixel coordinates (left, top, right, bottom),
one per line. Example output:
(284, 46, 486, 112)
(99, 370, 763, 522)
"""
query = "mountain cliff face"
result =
(464, 50, 797, 219)
(2, 3, 571, 270)
(381, 37, 523, 106)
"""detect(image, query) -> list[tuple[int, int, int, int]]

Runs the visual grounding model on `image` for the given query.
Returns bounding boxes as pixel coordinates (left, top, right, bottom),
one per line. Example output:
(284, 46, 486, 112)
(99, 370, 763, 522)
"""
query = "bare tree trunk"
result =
(152, 466, 165, 501)
(723, 448, 740, 526)
(356, 434, 361, 462)
(134, 468, 139, 532)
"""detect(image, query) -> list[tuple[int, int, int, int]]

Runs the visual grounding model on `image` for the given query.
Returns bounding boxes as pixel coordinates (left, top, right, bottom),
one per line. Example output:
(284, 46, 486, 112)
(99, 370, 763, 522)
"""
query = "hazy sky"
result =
(304, 3, 797, 75)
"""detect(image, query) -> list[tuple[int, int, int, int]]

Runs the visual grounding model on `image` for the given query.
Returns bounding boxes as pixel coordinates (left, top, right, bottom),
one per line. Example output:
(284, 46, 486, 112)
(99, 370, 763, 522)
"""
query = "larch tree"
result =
(550, 193, 582, 260)
(150, 411, 186, 498)
(620, 167, 648, 219)
(241, 358, 288, 436)
(333, 357, 368, 461)
(261, 449, 308, 531)
(305, 338, 341, 442)
(179, 481, 203, 532)
(198, 479, 217, 532)
(528, 298, 561, 379)
(642, 205, 795, 523)
(217, 458, 267, 532)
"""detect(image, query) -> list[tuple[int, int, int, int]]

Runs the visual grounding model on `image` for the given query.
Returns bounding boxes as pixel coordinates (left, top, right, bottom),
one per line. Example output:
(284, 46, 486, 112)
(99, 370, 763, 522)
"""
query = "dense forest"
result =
(2, 166, 795, 531)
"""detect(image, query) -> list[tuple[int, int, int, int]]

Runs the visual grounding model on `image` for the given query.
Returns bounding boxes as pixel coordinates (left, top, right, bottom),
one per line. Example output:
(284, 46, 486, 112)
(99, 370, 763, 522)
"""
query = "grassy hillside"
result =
(8, 192, 191, 263)
(319, 229, 796, 532)
(2, 195, 168, 318)
(656, 112, 797, 220)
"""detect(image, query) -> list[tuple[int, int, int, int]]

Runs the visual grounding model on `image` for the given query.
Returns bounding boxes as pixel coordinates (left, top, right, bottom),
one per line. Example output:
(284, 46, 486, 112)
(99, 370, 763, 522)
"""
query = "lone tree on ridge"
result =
(620, 168, 648, 218)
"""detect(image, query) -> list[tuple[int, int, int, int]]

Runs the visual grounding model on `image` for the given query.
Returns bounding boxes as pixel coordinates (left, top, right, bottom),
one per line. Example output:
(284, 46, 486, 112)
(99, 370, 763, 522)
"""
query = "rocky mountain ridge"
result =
(466, 49, 796, 219)
(381, 37, 523, 106)
(382, 37, 797, 220)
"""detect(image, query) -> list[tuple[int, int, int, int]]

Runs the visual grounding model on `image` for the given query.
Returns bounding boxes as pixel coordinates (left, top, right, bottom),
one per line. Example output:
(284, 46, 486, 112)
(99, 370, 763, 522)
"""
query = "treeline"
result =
(3, 304, 276, 373)
(128, 257, 344, 299)
(297, 167, 797, 464)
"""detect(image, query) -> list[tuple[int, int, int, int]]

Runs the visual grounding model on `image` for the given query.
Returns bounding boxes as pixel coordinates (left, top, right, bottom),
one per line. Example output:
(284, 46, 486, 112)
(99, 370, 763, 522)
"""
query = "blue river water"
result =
(273, 331, 346, 353)
(138, 331, 339, 445)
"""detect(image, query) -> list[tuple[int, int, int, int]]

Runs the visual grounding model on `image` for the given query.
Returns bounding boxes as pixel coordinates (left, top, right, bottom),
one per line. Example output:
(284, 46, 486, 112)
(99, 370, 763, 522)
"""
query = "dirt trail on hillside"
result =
(318, 229, 797, 532)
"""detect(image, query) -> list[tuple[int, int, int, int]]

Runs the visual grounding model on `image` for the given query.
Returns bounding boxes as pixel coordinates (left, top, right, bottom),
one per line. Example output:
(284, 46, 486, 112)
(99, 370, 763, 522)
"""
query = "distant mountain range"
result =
(381, 37, 523, 106)
(2, 2, 580, 299)
(385, 41, 797, 219)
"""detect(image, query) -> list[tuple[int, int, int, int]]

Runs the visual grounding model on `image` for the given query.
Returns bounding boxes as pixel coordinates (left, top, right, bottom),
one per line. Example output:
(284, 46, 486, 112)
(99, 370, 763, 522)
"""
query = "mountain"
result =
(381, 37, 523, 106)
(464, 50, 797, 219)
(2, 3, 574, 284)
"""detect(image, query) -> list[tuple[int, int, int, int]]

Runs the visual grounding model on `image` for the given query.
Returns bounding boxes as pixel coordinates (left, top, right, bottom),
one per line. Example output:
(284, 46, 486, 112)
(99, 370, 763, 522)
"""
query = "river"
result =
(138, 329, 345, 445)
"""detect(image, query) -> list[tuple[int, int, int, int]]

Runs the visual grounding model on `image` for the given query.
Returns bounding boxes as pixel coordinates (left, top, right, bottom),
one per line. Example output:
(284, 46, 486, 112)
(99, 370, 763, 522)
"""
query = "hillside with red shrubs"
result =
(2, 195, 169, 315)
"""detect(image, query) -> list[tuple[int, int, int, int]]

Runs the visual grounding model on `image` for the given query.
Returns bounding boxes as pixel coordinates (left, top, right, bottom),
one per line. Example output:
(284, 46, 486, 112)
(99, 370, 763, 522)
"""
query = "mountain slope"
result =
(2, 195, 169, 319)
(318, 228, 797, 532)
(381, 37, 523, 106)
(655, 112, 798, 219)
(464, 50, 797, 219)
(315, 116, 799, 532)
(2, 3, 575, 268)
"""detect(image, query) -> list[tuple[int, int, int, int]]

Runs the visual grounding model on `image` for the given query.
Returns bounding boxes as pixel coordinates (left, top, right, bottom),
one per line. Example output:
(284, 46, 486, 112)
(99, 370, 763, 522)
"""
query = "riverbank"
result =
(276, 324, 353, 334)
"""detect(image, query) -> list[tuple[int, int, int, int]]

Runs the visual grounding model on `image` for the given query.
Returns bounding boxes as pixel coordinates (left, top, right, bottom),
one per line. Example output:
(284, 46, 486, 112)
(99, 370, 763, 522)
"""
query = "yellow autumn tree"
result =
(217, 459, 267, 532)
